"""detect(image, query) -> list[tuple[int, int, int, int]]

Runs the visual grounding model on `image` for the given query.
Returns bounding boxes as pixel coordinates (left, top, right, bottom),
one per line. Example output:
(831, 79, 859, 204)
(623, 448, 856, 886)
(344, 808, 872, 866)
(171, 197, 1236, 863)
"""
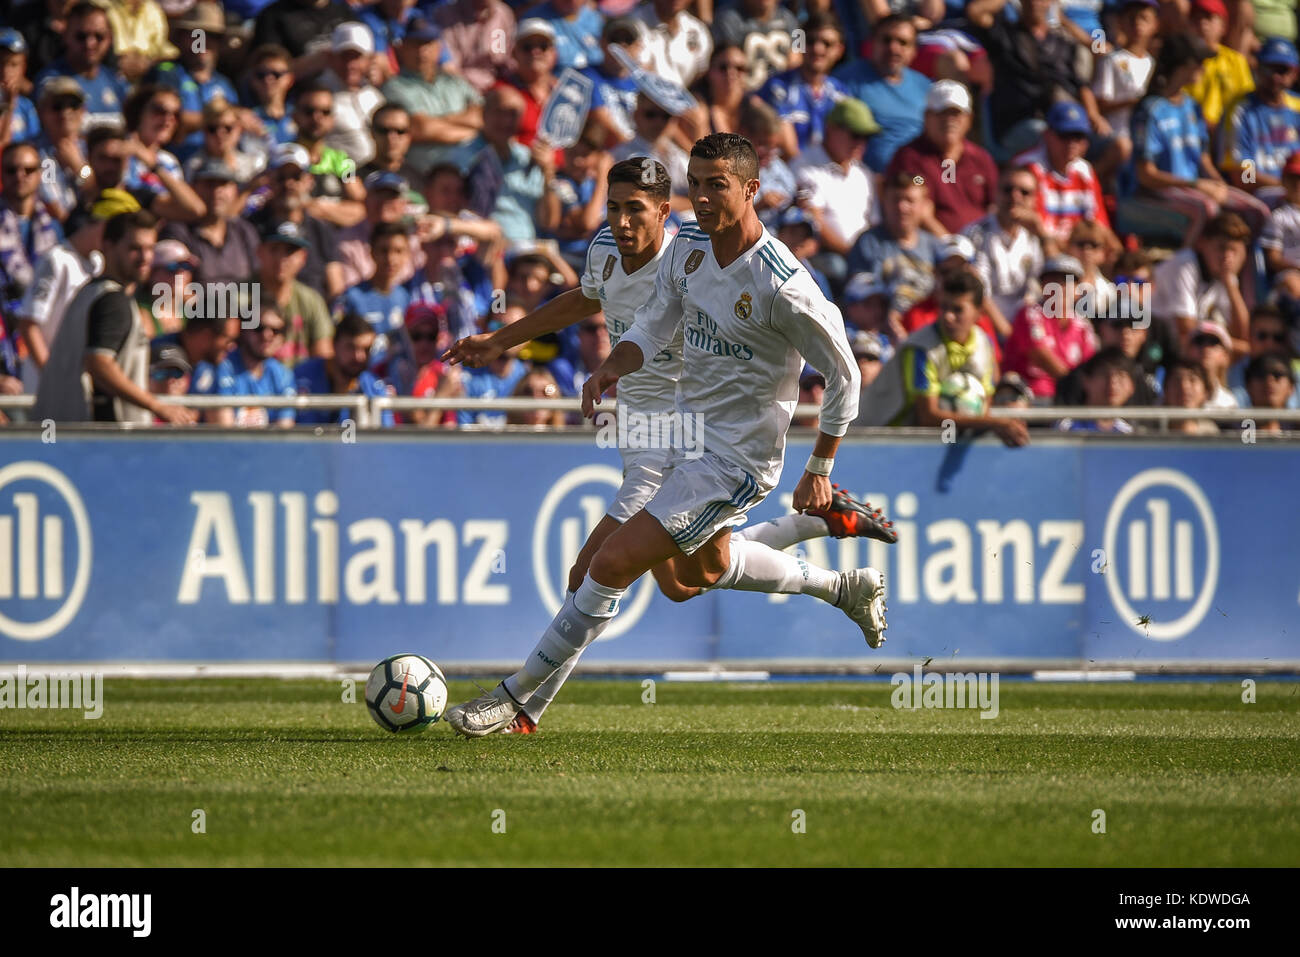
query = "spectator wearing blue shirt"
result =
(759, 11, 848, 151)
(0, 142, 65, 314)
(153, 315, 242, 421)
(832, 14, 930, 172)
(459, 305, 530, 426)
(245, 44, 299, 154)
(848, 171, 943, 332)
(541, 125, 610, 267)
(149, 4, 240, 163)
(341, 221, 420, 395)
(1219, 39, 1300, 204)
(525, 0, 604, 70)
(30, 79, 89, 222)
(218, 305, 299, 428)
(1131, 33, 1270, 240)
(0, 30, 41, 147)
(296, 313, 397, 427)
(454, 85, 548, 242)
(34, 3, 129, 132)
(579, 18, 643, 145)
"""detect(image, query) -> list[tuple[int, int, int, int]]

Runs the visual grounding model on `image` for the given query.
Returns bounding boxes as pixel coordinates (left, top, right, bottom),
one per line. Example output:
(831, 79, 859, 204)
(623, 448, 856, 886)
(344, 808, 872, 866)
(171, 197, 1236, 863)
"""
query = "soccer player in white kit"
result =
(445, 140, 891, 737)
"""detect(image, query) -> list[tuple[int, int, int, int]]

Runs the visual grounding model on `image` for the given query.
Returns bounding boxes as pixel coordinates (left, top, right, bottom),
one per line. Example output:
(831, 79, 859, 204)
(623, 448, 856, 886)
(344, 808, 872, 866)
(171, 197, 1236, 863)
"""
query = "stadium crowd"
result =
(0, 0, 1297, 435)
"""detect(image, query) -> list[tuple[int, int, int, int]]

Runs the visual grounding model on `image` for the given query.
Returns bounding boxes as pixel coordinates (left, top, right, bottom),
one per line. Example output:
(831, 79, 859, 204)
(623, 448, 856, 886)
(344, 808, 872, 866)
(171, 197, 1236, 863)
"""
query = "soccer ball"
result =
(938, 371, 987, 416)
(365, 654, 449, 733)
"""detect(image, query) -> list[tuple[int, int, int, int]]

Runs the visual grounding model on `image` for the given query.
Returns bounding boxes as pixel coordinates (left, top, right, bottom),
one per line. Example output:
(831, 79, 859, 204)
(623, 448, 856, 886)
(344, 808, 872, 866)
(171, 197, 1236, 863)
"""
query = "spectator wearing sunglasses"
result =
(247, 143, 345, 301)
(161, 159, 262, 286)
(1230, 306, 1300, 409)
(358, 104, 423, 185)
(963, 164, 1047, 342)
(30, 77, 90, 221)
(0, 142, 65, 322)
(152, 3, 239, 161)
(1015, 102, 1111, 247)
(294, 312, 396, 428)
(405, 301, 460, 428)
(218, 304, 298, 428)
(1218, 39, 1300, 203)
(1182, 320, 1238, 409)
(184, 99, 267, 190)
(252, 0, 354, 80)
(245, 45, 298, 150)
(34, 2, 129, 133)
(1242, 352, 1297, 432)
(120, 85, 206, 223)
(292, 83, 368, 228)
(611, 91, 691, 214)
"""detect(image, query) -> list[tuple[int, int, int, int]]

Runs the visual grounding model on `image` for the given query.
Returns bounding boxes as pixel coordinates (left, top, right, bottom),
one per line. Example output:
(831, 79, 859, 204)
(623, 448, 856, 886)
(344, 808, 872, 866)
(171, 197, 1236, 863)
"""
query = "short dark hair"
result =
(293, 83, 334, 106)
(602, 16, 639, 46)
(1164, 359, 1211, 395)
(1245, 352, 1293, 381)
(249, 44, 292, 66)
(1202, 211, 1251, 244)
(371, 103, 410, 129)
(873, 13, 916, 38)
(183, 314, 229, 336)
(67, 2, 107, 24)
(1251, 304, 1285, 327)
(1082, 346, 1138, 382)
(690, 132, 759, 183)
(882, 169, 926, 194)
(371, 220, 411, 244)
(939, 269, 984, 307)
(87, 124, 126, 155)
(335, 313, 375, 342)
(608, 156, 671, 202)
(1112, 249, 1151, 276)
(103, 209, 158, 244)
(739, 98, 782, 139)
(1, 141, 38, 165)
(802, 11, 844, 40)
(123, 84, 177, 132)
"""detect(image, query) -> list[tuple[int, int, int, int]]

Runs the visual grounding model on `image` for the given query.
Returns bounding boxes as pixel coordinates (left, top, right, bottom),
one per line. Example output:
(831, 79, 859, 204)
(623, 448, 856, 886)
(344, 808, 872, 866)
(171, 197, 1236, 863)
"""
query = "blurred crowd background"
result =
(0, 0, 1298, 435)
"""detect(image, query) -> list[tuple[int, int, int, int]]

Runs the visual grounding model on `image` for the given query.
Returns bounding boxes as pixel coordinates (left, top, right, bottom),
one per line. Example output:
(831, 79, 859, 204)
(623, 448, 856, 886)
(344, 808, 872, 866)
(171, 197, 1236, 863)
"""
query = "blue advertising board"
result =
(0, 433, 1296, 667)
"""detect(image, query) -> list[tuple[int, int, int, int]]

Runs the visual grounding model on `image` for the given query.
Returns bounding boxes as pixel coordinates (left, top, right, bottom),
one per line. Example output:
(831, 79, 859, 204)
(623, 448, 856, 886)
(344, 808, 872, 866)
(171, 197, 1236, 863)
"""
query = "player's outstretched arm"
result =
(580, 340, 645, 419)
(443, 288, 601, 367)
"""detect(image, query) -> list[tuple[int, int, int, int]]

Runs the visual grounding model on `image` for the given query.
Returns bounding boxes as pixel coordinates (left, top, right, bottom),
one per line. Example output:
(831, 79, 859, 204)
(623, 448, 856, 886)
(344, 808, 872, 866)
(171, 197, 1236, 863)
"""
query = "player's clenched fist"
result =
(792, 471, 833, 513)
(581, 370, 619, 420)
(443, 333, 502, 368)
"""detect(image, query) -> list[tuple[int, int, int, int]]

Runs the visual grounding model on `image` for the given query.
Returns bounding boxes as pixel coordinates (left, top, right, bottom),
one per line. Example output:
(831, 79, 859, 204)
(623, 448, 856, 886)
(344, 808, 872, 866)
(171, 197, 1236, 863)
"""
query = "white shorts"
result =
(607, 446, 671, 524)
(645, 450, 771, 555)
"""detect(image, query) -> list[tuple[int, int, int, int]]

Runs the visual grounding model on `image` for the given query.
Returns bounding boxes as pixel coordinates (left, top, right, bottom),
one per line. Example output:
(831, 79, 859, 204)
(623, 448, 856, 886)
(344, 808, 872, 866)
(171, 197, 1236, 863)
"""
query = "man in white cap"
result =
(321, 22, 385, 165)
(887, 79, 997, 237)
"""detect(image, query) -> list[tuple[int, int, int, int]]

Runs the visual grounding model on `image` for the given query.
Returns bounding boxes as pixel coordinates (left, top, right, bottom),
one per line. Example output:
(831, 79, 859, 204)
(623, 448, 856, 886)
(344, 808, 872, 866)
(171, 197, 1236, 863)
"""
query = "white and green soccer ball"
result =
(938, 371, 987, 417)
(365, 653, 448, 732)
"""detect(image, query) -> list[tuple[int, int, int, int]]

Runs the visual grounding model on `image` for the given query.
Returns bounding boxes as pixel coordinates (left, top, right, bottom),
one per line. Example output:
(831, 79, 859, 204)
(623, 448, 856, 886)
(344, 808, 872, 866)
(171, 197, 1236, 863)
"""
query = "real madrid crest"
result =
(603, 255, 616, 281)
(734, 292, 753, 320)
(684, 249, 705, 274)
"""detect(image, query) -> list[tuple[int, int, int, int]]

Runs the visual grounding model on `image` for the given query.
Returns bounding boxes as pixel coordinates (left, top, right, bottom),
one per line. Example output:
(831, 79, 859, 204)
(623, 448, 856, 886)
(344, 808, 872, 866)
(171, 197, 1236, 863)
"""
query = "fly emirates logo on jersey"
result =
(684, 308, 755, 361)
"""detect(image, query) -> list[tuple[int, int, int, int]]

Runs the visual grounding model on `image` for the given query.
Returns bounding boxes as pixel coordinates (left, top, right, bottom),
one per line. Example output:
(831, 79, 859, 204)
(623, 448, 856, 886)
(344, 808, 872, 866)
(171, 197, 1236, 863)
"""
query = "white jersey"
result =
(580, 225, 682, 413)
(621, 221, 860, 488)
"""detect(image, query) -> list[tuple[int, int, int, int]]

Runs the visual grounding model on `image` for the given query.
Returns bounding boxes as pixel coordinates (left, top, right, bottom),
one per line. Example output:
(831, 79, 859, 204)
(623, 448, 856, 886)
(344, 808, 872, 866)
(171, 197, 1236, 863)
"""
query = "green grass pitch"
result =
(1, 678, 1297, 866)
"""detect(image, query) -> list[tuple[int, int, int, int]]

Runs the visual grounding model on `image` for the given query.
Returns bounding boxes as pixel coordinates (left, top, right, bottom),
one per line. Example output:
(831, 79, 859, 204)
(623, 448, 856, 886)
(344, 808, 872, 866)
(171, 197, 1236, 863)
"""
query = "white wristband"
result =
(805, 455, 834, 477)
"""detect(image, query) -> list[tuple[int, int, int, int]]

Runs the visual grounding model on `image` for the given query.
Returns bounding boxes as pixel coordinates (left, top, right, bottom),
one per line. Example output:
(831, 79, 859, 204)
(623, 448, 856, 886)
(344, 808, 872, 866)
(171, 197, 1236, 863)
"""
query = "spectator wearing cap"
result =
(495, 20, 565, 163)
(252, 221, 334, 368)
(405, 301, 462, 428)
(321, 23, 386, 166)
(1002, 254, 1099, 401)
(1055, 348, 1139, 433)
(611, 91, 692, 213)
(34, 2, 129, 132)
(965, 0, 1093, 162)
(136, 238, 198, 336)
(295, 312, 396, 427)
(962, 164, 1047, 341)
(34, 209, 197, 425)
(848, 328, 885, 391)
(1090, 0, 1159, 181)
(776, 207, 831, 298)
(792, 97, 878, 268)
(248, 142, 345, 300)
(1152, 210, 1251, 354)
(1015, 102, 1112, 246)
(336, 171, 421, 287)
(245, 44, 298, 150)
(842, 273, 898, 357)
(1242, 352, 1296, 432)
(31, 78, 90, 220)
(758, 11, 848, 153)
(833, 14, 930, 173)
(146, 340, 193, 411)
(1262, 153, 1300, 311)
(0, 30, 40, 148)
(121, 85, 207, 223)
(1162, 360, 1221, 434)
(380, 17, 483, 175)
(151, 3, 240, 161)
(359, 105, 425, 185)
(1131, 34, 1270, 240)
(848, 171, 942, 331)
(858, 269, 1029, 445)
(632, 0, 711, 90)
(1229, 305, 1299, 407)
(902, 234, 1005, 362)
(161, 159, 262, 286)
(252, 0, 353, 79)
(291, 83, 368, 228)
(577, 18, 652, 147)
(887, 80, 997, 236)
(1182, 318, 1239, 408)
(14, 187, 122, 391)
(525, 0, 606, 72)
(215, 303, 298, 428)
(794, 368, 825, 428)
(104, 0, 180, 84)
(0, 143, 65, 320)
(1186, 0, 1254, 131)
(712, 0, 801, 91)
(434, 0, 517, 94)
(340, 220, 420, 394)
(184, 99, 267, 191)
(1219, 38, 1300, 201)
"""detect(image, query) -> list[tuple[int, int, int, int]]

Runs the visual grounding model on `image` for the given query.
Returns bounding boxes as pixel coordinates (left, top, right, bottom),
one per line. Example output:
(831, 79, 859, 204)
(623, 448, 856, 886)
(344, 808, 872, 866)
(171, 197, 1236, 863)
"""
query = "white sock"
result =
(734, 513, 829, 550)
(712, 538, 841, 603)
(502, 575, 625, 705)
(522, 591, 581, 722)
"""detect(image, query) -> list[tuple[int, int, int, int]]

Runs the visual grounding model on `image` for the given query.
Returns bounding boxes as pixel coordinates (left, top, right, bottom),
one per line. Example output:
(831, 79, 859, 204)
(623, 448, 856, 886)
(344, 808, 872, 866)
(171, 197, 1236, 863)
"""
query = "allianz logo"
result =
(0, 463, 1218, 642)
